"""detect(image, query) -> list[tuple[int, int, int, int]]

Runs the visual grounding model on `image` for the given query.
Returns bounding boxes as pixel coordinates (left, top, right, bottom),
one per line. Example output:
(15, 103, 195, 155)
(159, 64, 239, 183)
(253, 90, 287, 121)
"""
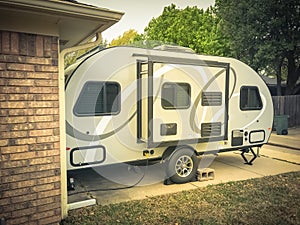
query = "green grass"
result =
(61, 171, 300, 225)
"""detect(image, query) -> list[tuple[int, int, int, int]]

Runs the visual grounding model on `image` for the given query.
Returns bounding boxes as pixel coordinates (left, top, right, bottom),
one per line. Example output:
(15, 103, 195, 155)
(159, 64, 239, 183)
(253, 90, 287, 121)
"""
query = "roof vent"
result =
(154, 45, 195, 54)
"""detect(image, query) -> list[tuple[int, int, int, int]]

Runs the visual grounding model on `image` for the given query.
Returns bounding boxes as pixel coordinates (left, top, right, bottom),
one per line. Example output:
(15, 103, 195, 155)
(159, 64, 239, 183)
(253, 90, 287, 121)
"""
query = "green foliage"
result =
(215, 0, 300, 95)
(109, 29, 139, 47)
(143, 4, 231, 56)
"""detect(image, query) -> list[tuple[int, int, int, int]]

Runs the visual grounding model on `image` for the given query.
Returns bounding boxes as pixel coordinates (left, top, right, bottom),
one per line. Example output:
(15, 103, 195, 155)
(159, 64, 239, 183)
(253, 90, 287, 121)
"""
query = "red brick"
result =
(35, 65, 58, 72)
(31, 197, 54, 207)
(7, 63, 34, 71)
(28, 87, 53, 94)
(1, 154, 9, 161)
(34, 122, 59, 130)
(31, 209, 55, 220)
(28, 101, 53, 108)
(35, 163, 60, 171)
(8, 79, 35, 86)
(10, 180, 36, 189)
(1, 130, 28, 138)
(0, 197, 11, 206)
(35, 108, 59, 115)
(6, 216, 29, 225)
(6, 94, 34, 101)
(36, 36, 44, 57)
(0, 70, 27, 79)
(8, 109, 34, 116)
(34, 94, 58, 101)
(7, 123, 34, 131)
(31, 183, 55, 192)
(10, 32, 19, 54)
(34, 79, 58, 87)
(35, 149, 59, 157)
(26, 57, 52, 65)
(36, 176, 60, 185)
(36, 136, 59, 143)
(0, 109, 8, 116)
(0, 139, 8, 146)
(54, 142, 60, 149)
(2, 173, 29, 183)
(2, 160, 28, 169)
(11, 207, 37, 218)
(29, 143, 53, 151)
(29, 129, 53, 137)
(0, 86, 28, 94)
(28, 115, 53, 122)
(30, 170, 55, 179)
(2, 31, 10, 53)
(2, 165, 36, 176)
(2, 187, 30, 198)
(10, 151, 35, 160)
(38, 189, 60, 199)
(0, 101, 27, 109)
(1, 145, 28, 154)
(26, 72, 53, 79)
(0, 93, 6, 100)
(2, 116, 27, 124)
(29, 157, 53, 165)
(11, 193, 36, 204)
(15, 137, 36, 145)
(0, 62, 6, 70)
(0, 54, 25, 63)
(38, 215, 61, 225)
(37, 202, 60, 213)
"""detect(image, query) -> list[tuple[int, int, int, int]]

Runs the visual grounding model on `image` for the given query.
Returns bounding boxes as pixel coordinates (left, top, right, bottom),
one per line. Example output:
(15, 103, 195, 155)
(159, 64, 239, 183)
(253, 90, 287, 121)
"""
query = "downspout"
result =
(59, 33, 103, 219)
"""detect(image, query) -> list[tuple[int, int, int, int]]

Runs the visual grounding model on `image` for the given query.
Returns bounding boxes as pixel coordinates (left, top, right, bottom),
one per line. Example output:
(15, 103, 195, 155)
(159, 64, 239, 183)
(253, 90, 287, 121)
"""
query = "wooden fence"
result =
(272, 95, 300, 127)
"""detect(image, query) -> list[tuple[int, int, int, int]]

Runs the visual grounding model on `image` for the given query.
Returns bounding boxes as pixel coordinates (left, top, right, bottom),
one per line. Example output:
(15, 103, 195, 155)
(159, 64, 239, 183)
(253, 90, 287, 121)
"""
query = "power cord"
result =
(67, 157, 149, 196)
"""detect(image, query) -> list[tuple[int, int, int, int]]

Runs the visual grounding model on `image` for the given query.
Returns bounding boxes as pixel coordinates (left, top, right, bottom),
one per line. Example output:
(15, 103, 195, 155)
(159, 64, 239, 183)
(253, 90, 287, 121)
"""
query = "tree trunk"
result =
(275, 57, 283, 96)
(285, 51, 300, 95)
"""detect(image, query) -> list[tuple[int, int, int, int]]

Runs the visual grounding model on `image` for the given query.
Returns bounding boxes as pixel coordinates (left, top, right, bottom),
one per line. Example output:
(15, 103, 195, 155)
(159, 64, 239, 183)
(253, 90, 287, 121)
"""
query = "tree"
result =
(215, 0, 300, 95)
(142, 4, 231, 56)
(109, 29, 139, 47)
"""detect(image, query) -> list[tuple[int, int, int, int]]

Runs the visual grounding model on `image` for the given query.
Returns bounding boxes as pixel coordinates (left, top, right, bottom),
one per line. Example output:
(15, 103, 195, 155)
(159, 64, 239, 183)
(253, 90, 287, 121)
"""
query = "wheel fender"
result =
(163, 145, 196, 162)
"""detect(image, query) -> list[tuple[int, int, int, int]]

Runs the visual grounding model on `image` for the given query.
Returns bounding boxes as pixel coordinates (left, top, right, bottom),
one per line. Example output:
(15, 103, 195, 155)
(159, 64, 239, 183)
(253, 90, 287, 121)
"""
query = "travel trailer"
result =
(65, 45, 273, 184)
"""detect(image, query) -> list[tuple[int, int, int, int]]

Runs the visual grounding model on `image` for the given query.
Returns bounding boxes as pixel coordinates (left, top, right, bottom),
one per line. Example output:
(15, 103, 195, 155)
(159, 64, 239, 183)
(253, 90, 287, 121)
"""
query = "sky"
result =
(79, 0, 215, 43)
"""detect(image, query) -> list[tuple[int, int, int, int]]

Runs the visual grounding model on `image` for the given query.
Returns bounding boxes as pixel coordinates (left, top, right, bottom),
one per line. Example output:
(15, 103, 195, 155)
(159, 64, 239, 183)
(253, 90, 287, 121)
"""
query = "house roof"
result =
(0, 0, 124, 50)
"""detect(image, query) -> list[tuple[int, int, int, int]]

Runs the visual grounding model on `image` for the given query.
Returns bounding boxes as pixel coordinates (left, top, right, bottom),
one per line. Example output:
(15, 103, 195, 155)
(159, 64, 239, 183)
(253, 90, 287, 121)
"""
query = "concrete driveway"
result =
(67, 128, 300, 208)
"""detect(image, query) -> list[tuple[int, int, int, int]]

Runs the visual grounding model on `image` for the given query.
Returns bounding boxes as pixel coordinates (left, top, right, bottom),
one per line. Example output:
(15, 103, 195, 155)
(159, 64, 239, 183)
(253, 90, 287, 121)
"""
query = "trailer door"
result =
(137, 56, 230, 148)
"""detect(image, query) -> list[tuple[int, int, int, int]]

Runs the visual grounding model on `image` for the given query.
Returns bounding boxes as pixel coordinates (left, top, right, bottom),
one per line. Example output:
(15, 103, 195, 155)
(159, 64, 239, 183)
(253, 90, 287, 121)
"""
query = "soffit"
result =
(0, 0, 124, 50)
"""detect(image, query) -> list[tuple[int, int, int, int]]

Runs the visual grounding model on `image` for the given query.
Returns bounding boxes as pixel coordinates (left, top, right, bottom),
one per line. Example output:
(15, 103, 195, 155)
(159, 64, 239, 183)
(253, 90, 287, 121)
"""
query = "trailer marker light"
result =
(66, 147, 71, 151)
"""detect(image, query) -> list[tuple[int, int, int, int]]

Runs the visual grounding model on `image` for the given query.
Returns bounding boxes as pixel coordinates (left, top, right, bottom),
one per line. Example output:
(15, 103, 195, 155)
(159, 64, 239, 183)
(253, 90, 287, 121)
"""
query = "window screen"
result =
(74, 81, 120, 116)
(240, 86, 262, 110)
(161, 82, 190, 109)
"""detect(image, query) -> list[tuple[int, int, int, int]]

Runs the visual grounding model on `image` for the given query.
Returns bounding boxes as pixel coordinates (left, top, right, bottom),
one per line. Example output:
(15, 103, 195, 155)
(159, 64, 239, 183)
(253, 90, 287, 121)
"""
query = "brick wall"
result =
(0, 31, 61, 225)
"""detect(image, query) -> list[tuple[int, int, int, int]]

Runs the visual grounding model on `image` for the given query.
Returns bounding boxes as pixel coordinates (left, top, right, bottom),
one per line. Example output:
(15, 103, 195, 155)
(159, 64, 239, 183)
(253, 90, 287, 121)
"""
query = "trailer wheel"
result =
(166, 147, 198, 184)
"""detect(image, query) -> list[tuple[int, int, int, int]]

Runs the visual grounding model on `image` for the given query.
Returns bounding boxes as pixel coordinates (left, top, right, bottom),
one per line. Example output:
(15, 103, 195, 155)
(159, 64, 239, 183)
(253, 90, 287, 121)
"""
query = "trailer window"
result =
(161, 82, 190, 109)
(74, 81, 120, 116)
(240, 86, 262, 110)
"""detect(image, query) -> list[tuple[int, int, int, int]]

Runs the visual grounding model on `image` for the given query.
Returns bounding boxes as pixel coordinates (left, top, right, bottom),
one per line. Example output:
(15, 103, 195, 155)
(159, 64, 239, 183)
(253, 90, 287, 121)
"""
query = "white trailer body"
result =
(65, 46, 273, 183)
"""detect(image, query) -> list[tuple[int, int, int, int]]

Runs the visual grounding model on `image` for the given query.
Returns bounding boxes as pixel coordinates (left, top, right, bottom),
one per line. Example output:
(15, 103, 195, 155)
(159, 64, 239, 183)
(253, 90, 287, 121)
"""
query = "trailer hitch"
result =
(241, 147, 259, 165)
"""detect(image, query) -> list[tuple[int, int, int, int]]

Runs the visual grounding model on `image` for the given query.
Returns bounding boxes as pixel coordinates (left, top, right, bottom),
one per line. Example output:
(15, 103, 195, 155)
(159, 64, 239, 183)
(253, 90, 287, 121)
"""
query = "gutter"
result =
(0, 0, 124, 21)
(59, 32, 103, 219)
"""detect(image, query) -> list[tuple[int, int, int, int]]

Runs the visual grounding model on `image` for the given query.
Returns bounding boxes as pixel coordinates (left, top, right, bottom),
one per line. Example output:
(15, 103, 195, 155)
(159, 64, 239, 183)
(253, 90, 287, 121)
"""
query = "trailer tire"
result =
(166, 147, 198, 184)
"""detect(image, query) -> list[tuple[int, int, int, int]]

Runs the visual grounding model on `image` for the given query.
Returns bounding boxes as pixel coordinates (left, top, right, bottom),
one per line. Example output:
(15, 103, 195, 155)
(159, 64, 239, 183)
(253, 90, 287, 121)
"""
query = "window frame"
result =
(73, 81, 121, 117)
(240, 86, 263, 111)
(161, 82, 191, 110)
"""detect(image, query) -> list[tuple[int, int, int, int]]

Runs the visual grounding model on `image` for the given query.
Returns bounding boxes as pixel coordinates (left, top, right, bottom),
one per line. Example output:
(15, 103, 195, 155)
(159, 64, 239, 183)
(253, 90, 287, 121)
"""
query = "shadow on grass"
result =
(61, 171, 300, 225)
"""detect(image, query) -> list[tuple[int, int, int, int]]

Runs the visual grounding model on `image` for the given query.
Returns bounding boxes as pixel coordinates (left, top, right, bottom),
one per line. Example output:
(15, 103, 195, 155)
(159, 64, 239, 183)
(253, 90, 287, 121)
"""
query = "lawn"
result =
(61, 171, 299, 225)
